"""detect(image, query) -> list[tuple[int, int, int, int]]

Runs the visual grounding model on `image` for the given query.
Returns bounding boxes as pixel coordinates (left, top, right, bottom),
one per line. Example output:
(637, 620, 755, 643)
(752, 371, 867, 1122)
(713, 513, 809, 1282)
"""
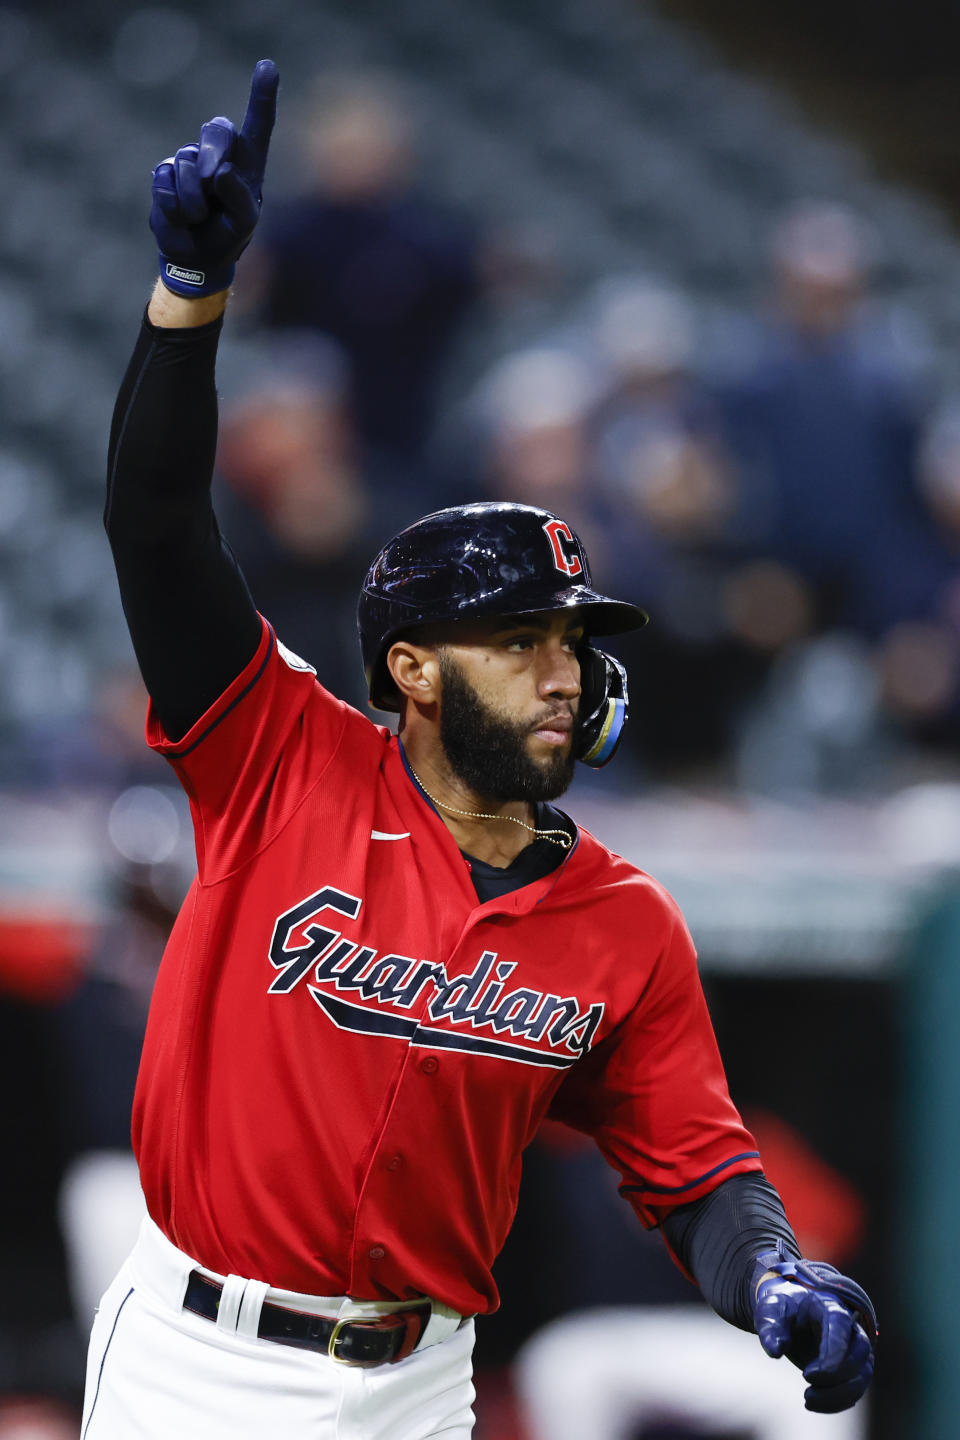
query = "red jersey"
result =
(134, 616, 761, 1315)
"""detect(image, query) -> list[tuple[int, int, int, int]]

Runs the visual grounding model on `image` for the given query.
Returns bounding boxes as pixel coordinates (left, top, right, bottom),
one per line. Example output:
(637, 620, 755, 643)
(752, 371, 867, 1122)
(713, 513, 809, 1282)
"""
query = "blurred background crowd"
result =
(4, 1, 960, 1437)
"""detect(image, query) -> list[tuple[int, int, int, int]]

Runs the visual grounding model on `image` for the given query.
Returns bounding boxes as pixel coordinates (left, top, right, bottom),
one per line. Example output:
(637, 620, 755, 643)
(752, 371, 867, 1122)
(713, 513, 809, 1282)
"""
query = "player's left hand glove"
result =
(150, 57, 279, 297)
(751, 1247, 877, 1413)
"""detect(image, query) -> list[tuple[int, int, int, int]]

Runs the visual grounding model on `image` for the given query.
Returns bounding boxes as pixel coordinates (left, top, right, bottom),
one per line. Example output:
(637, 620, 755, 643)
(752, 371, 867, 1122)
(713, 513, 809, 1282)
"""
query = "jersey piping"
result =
(620, 1151, 763, 1197)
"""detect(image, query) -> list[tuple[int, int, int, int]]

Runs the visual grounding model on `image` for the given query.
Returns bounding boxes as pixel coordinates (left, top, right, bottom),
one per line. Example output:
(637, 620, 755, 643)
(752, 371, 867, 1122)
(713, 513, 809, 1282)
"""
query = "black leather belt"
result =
(183, 1271, 431, 1367)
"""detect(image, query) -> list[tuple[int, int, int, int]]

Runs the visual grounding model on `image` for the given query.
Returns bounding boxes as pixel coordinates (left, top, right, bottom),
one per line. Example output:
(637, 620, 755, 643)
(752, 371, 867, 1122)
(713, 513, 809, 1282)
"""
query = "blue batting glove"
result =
(150, 58, 279, 297)
(751, 1248, 877, 1414)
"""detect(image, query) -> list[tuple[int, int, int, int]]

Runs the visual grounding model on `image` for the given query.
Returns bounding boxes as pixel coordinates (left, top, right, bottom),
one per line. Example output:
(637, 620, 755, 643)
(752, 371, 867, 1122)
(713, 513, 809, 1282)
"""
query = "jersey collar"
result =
(392, 738, 580, 917)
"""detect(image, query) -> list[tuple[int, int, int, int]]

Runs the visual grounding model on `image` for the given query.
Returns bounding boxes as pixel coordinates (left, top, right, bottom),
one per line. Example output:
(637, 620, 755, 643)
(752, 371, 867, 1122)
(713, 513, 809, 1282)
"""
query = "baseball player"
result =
(83, 60, 877, 1439)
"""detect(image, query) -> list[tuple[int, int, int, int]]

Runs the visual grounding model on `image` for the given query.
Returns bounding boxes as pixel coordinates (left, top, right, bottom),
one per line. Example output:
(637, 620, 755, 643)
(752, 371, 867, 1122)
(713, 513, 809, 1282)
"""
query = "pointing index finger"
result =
(239, 58, 279, 160)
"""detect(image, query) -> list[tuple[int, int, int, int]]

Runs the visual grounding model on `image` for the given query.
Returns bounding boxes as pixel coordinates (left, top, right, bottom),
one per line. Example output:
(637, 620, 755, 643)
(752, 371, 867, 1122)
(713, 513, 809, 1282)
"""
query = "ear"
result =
(386, 640, 442, 707)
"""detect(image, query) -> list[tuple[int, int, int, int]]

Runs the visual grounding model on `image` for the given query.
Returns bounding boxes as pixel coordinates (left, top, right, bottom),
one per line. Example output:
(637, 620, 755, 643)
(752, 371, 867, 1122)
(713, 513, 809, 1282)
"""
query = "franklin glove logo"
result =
(165, 262, 206, 287)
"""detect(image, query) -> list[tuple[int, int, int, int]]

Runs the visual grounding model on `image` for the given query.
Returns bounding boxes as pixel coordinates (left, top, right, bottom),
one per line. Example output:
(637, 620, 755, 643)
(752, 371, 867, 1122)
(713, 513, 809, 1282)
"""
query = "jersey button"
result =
(386, 1154, 403, 1172)
(420, 1056, 439, 1075)
(368, 1245, 386, 1261)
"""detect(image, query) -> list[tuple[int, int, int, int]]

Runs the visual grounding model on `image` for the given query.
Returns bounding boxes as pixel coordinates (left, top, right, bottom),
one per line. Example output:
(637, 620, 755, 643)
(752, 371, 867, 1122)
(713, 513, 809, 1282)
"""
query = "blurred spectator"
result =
(918, 403, 960, 543)
(474, 282, 771, 776)
(214, 339, 376, 703)
(585, 278, 741, 630)
(254, 72, 483, 472)
(710, 202, 960, 781)
(591, 278, 734, 552)
(721, 201, 951, 639)
(467, 249, 960, 783)
(16, 666, 166, 792)
(480, 345, 602, 531)
(586, 278, 775, 774)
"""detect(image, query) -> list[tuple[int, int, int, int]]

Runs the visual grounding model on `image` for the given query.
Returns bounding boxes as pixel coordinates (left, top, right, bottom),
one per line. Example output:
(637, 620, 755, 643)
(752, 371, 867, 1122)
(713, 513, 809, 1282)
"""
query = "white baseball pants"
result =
(81, 1218, 476, 1439)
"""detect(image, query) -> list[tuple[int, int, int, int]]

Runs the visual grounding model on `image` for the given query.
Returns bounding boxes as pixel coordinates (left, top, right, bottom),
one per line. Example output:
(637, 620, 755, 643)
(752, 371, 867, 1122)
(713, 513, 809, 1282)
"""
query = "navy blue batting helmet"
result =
(357, 502, 647, 767)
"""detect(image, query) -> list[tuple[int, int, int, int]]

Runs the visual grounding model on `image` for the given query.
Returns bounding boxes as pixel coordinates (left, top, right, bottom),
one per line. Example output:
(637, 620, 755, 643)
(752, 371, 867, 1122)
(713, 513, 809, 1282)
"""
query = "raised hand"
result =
(150, 58, 279, 298)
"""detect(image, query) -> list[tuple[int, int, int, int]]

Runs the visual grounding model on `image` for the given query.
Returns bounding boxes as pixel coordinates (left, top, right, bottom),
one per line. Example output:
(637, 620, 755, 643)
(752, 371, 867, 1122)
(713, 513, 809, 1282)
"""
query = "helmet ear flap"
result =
(575, 646, 629, 768)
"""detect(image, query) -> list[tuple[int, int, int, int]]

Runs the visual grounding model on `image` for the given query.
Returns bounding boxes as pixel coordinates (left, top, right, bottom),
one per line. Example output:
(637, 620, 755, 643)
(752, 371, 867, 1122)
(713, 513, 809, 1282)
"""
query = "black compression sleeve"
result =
(105, 313, 261, 741)
(661, 1172, 801, 1331)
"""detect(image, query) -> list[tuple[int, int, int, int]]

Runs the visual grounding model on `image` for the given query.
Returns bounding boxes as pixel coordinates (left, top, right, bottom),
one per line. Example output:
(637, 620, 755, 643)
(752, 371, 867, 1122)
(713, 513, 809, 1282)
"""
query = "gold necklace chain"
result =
(408, 766, 573, 850)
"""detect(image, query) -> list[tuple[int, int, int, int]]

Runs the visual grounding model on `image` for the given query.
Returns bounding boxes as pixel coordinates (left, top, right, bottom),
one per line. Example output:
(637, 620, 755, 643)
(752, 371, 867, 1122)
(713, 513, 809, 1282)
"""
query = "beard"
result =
(437, 652, 576, 803)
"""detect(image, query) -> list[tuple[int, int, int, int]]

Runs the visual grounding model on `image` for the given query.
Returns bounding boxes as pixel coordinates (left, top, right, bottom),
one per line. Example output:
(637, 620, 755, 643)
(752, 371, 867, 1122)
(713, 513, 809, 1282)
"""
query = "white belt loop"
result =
(419, 1300, 465, 1350)
(237, 1278, 270, 1338)
(215, 1274, 248, 1333)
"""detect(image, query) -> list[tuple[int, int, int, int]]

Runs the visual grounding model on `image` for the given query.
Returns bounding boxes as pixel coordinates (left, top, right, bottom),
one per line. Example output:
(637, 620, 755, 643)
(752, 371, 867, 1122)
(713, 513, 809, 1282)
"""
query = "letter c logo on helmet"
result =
(542, 519, 583, 578)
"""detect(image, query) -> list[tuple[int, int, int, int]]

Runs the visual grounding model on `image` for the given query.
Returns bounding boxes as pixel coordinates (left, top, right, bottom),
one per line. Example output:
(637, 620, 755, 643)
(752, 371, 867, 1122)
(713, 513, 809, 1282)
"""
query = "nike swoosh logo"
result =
(370, 830, 411, 841)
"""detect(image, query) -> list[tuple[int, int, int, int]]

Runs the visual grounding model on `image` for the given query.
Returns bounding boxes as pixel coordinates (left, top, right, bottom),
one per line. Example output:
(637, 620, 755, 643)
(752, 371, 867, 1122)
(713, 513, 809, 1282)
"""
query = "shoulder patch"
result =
(277, 638, 317, 675)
